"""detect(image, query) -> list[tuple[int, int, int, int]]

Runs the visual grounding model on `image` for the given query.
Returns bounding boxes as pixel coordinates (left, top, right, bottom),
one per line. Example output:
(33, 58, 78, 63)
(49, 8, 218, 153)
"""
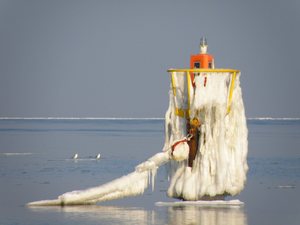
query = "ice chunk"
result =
(172, 141, 189, 161)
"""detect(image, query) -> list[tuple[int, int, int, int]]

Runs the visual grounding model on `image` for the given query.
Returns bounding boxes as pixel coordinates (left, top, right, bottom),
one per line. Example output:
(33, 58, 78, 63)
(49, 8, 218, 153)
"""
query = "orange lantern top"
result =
(189, 37, 215, 85)
(190, 37, 214, 69)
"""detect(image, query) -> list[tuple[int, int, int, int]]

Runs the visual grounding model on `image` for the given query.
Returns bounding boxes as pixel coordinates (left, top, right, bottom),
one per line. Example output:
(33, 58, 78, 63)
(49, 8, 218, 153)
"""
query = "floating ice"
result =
(155, 199, 244, 207)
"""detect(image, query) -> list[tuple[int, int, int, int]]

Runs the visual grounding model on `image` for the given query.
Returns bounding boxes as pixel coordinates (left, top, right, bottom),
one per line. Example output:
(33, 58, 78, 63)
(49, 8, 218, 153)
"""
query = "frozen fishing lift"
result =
(166, 37, 247, 200)
(27, 38, 247, 206)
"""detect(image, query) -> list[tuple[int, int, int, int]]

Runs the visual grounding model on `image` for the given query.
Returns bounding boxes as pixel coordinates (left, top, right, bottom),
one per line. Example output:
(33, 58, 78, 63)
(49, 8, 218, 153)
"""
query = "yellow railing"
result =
(168, 68, 240, 73)
(168, 68, 239, 118)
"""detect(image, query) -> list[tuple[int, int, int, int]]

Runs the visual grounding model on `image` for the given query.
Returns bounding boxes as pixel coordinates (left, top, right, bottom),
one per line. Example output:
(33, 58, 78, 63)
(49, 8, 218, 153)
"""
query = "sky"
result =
(0, 0, 299, 118)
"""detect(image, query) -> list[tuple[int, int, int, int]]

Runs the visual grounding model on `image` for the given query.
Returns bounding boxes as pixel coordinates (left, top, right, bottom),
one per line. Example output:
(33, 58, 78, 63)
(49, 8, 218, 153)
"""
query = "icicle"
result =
(166, 72, 248, 200)
(151, 168, 157, 191)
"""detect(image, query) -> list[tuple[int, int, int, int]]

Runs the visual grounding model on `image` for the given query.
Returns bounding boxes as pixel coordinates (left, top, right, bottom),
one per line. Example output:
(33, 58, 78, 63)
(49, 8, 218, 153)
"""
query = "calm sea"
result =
(0, 118, 299, 225)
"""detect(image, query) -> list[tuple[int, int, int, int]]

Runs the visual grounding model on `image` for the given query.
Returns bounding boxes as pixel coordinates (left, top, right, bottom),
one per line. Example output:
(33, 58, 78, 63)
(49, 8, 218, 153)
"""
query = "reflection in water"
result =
(167, 205, 247, 225)
(29, 206, 157, 225)
(62, 206, 155, 225)
(29, 204, 247, 225)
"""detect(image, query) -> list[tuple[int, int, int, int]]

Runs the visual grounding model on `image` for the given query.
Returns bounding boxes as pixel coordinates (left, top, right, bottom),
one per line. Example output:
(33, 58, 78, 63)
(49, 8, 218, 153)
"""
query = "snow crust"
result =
(165, 72, 248, 200)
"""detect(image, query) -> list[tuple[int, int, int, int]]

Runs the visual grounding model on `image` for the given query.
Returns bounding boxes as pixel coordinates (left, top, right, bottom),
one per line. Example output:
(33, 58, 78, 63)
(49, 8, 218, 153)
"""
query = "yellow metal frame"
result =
(168, 68, 240, 73)
(171, 72, 176, 97)
(186, 72, 192, 114)
(227, 71, 236, 114)
(169, 68, 239, 118)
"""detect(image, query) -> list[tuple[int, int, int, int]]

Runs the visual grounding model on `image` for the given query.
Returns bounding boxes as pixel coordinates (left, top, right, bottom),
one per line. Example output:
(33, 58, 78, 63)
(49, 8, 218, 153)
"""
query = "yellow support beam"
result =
(171, 71, 176, 96)
(227, 71, 237, 114)
(169, 69, 240, 117)
(168, 68, 240, 73)
(186, 71, 192, 118)
(175, 108, 190, 118)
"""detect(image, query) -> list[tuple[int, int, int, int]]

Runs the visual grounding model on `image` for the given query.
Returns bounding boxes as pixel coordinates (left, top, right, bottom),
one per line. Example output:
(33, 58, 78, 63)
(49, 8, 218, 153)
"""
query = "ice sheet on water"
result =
(155, 199, 244, 207)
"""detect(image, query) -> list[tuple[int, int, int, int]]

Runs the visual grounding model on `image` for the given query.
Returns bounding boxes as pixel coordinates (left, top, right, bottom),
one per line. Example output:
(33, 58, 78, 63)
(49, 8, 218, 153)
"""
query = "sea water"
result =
(0, 118, 299, 225)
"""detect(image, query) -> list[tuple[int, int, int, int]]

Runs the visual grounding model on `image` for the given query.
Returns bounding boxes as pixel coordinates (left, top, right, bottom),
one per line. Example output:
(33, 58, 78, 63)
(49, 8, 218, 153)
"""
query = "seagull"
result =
(72, 153, 78, 159)
(96, 153, 101, 160)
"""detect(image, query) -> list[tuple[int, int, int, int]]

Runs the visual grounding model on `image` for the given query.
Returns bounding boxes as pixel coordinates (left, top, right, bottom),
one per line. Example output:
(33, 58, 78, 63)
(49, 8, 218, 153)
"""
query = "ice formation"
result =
(28, 152, 170, 206)
(155, 199, 244, 207)
(28, 71, 247, 206)
(165, 71, 248, 200)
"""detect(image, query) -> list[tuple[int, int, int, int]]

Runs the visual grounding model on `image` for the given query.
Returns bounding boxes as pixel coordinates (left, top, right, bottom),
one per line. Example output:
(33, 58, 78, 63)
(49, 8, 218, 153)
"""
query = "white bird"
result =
(72, 153, 78, 159)
(96, 153, 101, 160)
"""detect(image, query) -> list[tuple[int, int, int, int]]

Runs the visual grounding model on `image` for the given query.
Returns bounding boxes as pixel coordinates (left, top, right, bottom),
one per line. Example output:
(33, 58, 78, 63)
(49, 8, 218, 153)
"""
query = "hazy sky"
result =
(0, 0, 299, 118)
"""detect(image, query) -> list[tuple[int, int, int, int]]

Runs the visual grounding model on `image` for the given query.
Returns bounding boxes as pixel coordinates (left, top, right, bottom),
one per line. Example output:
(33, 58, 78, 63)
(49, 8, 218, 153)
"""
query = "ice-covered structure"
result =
(164, 69, 248, 200)
(163, 38, 248, 200)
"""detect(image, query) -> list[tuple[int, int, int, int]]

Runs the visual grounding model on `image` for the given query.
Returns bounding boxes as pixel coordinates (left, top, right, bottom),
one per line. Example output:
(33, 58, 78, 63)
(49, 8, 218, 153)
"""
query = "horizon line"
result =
(0, 117, 299, 121)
